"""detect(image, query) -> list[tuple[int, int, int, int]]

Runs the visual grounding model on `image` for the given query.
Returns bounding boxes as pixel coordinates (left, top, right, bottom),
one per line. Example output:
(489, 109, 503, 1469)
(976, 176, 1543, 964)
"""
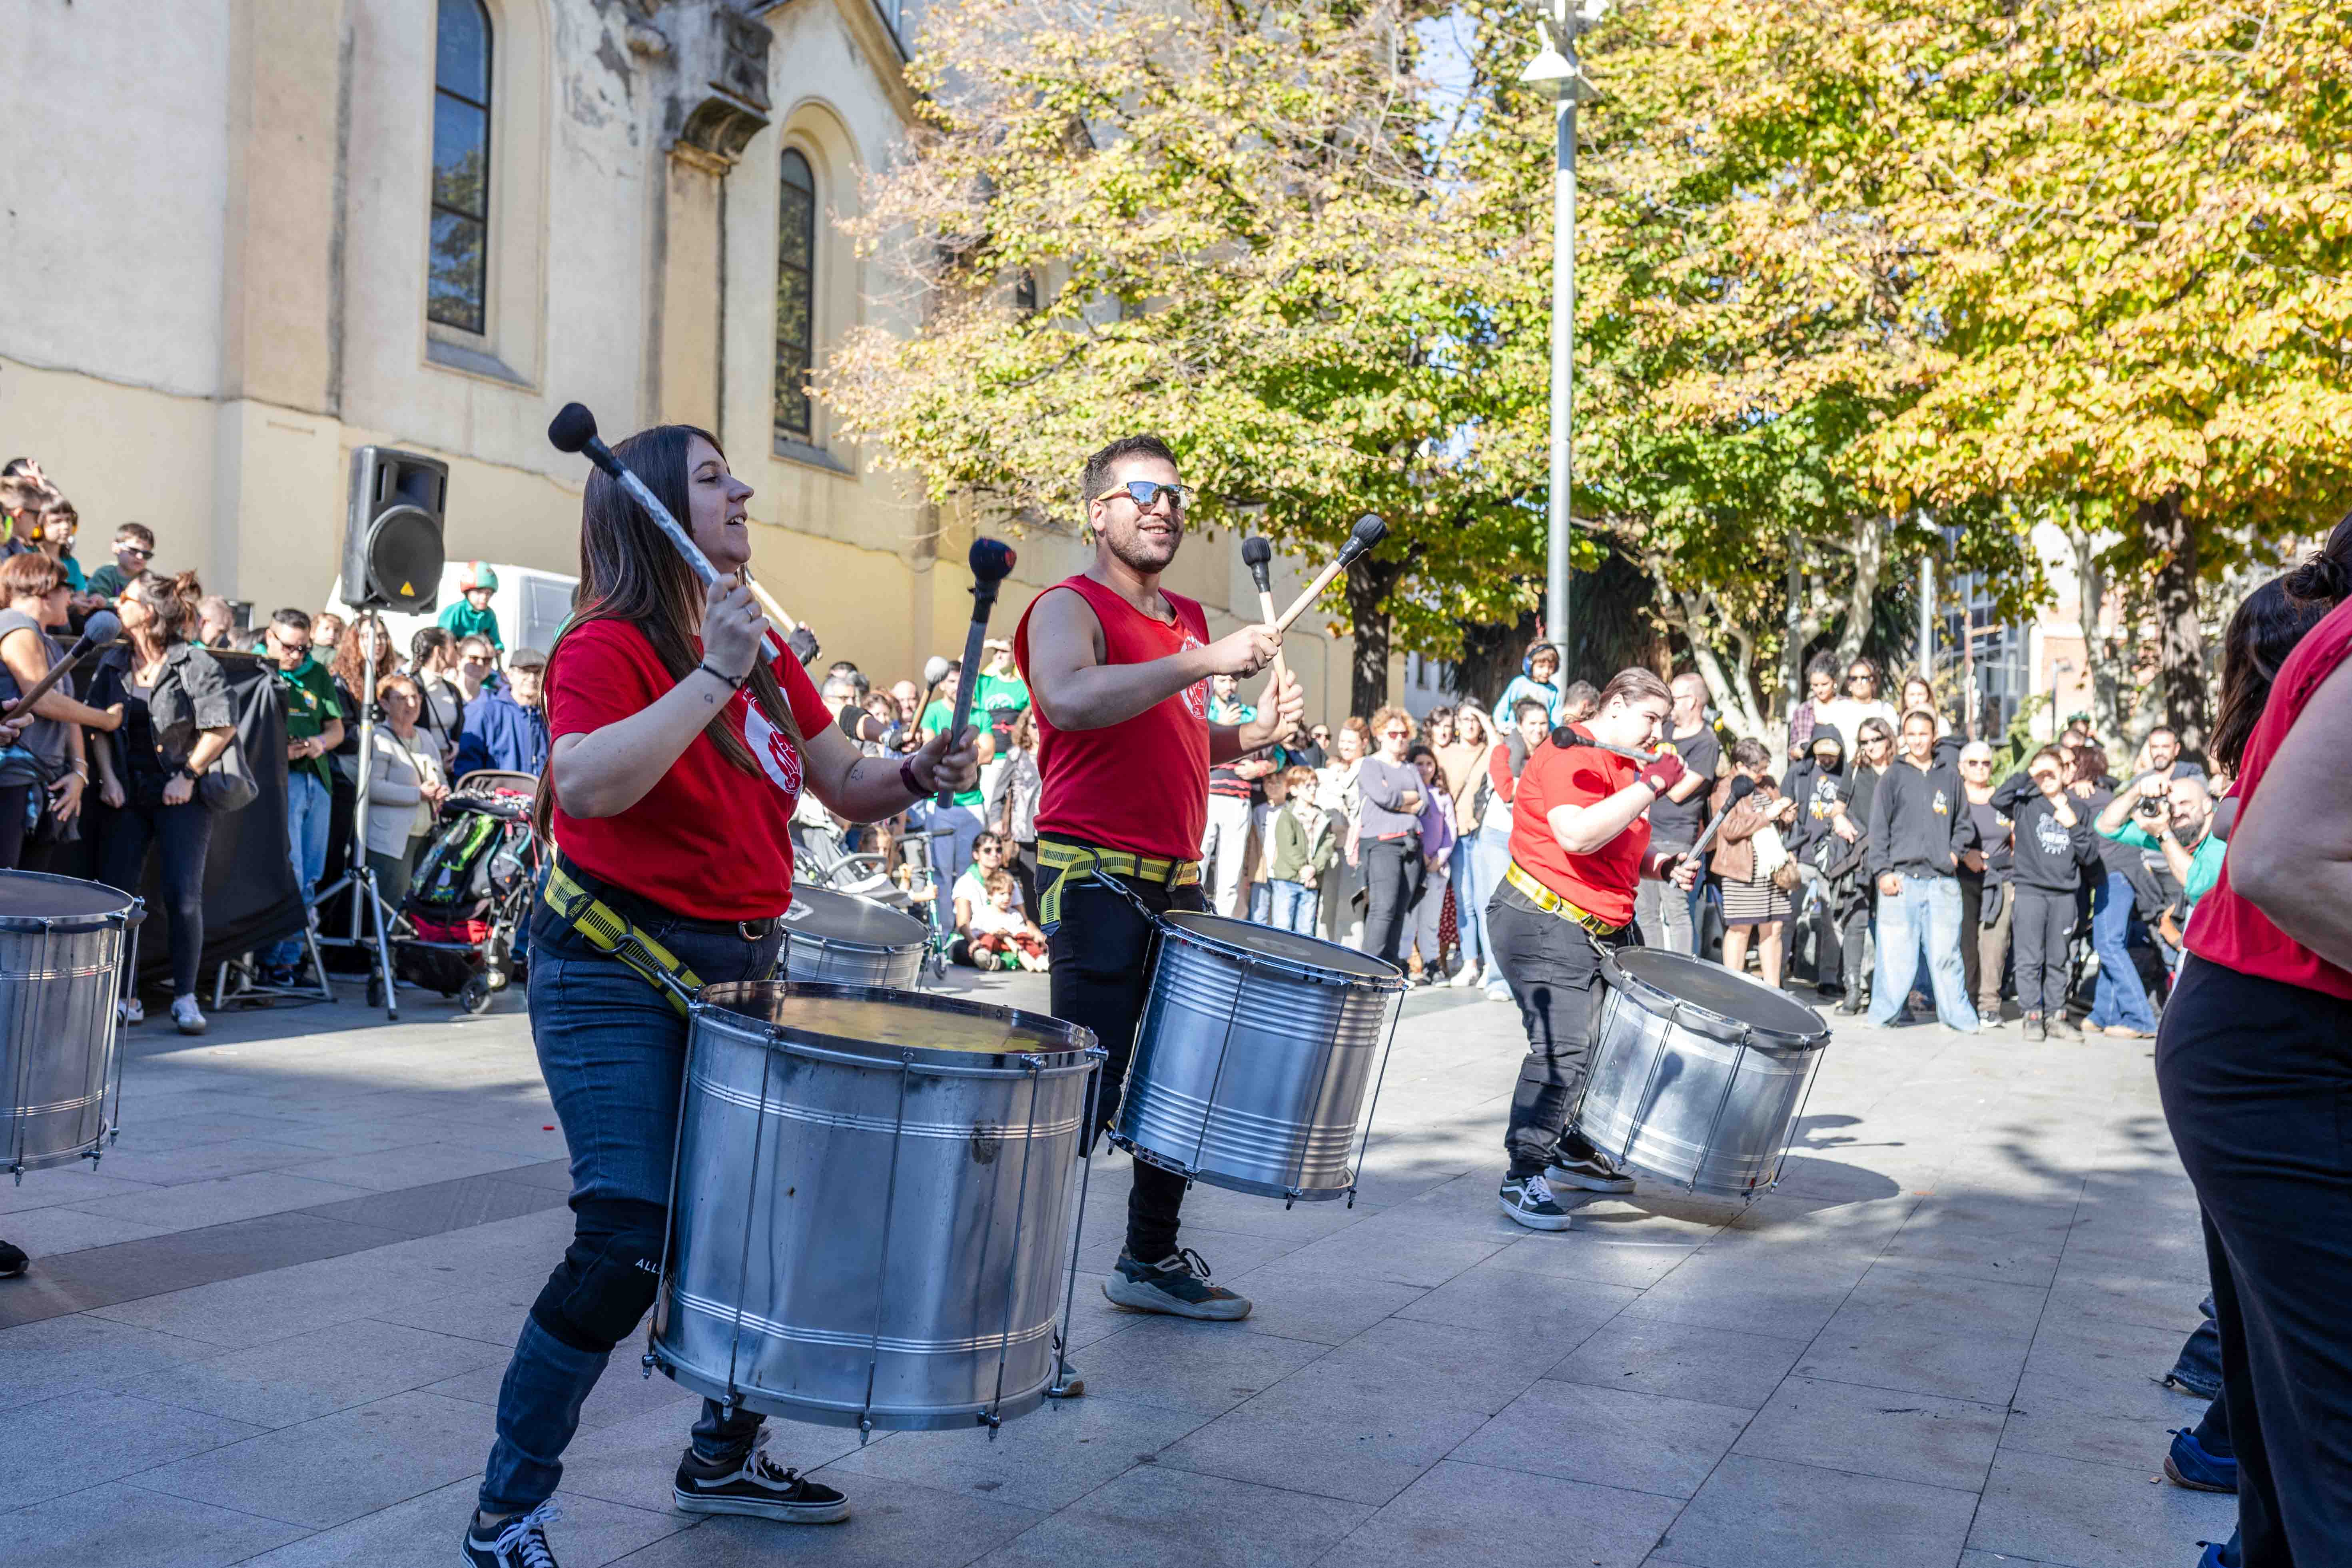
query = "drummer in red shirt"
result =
(2158, 523, 2352, 1568)
(1488, 667, 1699, 1230)
(461, 425, 978, 1568)
(1015, 433, 1302, 1321)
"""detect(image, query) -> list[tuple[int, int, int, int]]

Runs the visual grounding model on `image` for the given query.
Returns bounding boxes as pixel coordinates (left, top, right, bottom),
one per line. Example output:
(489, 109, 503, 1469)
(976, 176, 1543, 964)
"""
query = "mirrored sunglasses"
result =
(1094, 479, 1194, 512)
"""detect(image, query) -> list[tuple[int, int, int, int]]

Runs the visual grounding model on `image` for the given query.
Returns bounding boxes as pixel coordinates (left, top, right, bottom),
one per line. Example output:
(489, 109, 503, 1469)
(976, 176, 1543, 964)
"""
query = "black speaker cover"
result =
(344, 447, 448, 612)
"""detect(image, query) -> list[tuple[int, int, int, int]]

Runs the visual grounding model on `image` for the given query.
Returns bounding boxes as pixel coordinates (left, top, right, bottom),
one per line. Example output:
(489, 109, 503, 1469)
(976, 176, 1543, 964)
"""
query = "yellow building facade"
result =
(2, 0, 1371, 715)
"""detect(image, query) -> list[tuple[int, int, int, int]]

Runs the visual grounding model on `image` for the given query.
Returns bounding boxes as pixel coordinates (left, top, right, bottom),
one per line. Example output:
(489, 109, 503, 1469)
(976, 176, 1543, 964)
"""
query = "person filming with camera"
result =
(2095, 772, 2223, 980)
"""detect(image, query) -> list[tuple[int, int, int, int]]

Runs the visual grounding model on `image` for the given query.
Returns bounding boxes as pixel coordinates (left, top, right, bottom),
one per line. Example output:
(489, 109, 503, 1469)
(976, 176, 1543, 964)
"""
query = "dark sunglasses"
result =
(1093, 479, 1193, 512)
(122, 545, 155, 560)
(1845, 670, 1873, 682)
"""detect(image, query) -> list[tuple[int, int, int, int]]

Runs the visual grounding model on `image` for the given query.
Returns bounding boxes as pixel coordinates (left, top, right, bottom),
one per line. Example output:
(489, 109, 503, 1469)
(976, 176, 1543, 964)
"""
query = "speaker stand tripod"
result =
(312, 610, 403, 1021)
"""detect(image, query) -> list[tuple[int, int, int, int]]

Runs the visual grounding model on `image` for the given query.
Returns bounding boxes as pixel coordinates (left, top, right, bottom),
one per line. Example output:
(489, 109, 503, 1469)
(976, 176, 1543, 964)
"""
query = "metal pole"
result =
(1543, 88, 1577, 656)
(1916, 552, 1933, 678)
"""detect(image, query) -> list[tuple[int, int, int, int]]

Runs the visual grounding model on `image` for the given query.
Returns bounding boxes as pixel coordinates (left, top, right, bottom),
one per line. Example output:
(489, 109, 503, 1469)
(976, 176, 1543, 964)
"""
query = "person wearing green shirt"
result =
(437, 562, 504, 650)
(84, 523, 156, 600)
(2095, 770, 2225, 930)
(918, 676, 991, 936)
(973, 638, 1030, 739)
(261, 608, 346, 982)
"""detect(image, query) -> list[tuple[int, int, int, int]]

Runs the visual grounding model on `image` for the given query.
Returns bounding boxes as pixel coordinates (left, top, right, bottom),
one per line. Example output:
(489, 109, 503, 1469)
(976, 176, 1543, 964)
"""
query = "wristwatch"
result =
(177, 764, 202, 783)
(900, 756, 926, 797)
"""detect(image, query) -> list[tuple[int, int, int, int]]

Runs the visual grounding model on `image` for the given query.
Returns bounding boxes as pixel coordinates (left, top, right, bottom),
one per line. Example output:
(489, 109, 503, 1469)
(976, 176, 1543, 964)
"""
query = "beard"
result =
(1101, 515, 1181, 574)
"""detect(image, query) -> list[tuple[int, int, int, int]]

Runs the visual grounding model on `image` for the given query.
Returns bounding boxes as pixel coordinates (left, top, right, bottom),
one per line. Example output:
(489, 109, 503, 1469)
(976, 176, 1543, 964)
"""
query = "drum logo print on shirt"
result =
(742, 698, 804, 800)
(1179, 630, 1209, 720)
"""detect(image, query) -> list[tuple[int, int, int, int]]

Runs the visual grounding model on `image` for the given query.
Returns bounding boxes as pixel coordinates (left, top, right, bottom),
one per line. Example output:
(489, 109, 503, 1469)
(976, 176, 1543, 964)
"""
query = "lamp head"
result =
(547, 403, 599, 456)
(1239, 536, 1273, 592)
(969, 537, 1016, 584)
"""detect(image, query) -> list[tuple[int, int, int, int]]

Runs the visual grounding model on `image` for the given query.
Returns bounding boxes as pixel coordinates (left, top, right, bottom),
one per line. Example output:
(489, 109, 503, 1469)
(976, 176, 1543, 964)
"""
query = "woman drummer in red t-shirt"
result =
(1486, 666, 1700, 1232)
(461, 425, 977, 1568)
(2156, 519, 2352, 1568)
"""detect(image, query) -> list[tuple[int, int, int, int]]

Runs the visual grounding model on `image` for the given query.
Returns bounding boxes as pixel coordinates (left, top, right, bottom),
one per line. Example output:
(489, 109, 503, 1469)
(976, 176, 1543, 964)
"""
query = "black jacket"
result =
(1865, 756, 1974, 880)
(1991, 774, 2101, 894)
(1780, 724, 1851, 860)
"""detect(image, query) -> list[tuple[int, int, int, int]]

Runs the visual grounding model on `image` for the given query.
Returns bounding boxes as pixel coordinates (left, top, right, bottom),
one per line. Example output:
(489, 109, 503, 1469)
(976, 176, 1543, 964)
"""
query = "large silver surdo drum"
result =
(1115, 913, 1406, 1204)
(650, 982, 1101, 1433)
(1578, 947, 1831, 1199)
(2, 872, 140, 1179)
(779, 885, 928, 989)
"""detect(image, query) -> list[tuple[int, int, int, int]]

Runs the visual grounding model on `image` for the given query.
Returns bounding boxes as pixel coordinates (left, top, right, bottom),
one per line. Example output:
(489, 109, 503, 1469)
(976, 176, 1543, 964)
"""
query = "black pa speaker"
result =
(342, 446, 449, 612)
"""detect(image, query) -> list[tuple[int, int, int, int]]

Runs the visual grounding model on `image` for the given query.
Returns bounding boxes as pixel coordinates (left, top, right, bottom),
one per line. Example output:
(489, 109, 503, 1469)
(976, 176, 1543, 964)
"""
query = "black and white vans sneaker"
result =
(461, 1500, 562, 1568)
(674, 1431, 850, 1523)
(1499, 1172, 1575, 1231)
(1544, 1140, 1636, 1193)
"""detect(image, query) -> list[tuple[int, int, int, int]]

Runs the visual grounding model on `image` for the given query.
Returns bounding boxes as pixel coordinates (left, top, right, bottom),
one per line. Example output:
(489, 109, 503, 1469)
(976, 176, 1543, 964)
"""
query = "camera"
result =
(2136, 788, 2168, 820)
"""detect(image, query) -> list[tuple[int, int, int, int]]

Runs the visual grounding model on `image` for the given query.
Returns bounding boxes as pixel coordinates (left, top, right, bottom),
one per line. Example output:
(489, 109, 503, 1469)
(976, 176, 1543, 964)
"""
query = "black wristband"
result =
(900, 756, 925, 798)
(696, 660, 746, 691)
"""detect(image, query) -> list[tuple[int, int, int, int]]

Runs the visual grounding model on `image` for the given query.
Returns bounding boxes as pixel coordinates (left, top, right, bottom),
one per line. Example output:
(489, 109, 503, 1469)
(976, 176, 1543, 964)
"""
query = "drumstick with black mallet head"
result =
(548, 401, 804, 640)
(1271, 513, 1387, 634)
(935, 538, 1018, 808)
(0, 609, 122, 727)
(1238, 537, 1290, 737)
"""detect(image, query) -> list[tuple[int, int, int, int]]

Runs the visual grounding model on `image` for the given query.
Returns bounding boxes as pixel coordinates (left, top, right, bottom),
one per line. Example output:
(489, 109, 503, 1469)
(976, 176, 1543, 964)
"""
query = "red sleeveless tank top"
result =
(1013, 574, 1211, 861)
(2186, 596, 2352, 999)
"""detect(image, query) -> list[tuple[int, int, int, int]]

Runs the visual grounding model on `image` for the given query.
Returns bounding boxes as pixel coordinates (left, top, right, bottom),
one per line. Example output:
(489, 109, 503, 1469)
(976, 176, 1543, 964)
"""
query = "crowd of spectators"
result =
(0, 455, 563, 1034)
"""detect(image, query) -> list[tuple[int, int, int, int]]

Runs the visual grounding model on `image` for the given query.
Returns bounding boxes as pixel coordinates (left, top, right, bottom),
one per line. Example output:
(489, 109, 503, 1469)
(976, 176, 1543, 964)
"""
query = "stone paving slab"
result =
(0, 972, 2233, 1566)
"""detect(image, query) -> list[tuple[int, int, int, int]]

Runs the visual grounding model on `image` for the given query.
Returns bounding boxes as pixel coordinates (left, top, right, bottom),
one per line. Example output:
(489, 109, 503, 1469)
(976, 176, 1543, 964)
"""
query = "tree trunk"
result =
(1831, 515, 1885, 666)
(1344, 553, 1400, 719)
(2147, 492, 2208, 750)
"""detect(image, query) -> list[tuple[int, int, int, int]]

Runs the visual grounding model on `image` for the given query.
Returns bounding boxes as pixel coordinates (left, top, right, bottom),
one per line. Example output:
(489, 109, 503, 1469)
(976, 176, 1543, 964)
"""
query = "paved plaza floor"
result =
(0, 968, 2233, 1568)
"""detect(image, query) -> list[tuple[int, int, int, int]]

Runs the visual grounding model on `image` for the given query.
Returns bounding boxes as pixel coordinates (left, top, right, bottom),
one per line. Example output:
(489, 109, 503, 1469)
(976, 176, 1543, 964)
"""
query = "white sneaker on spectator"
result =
(118, 996, 144, 1027)
(1448, 962, 1482, 988)
(172, 995, 207, 1035)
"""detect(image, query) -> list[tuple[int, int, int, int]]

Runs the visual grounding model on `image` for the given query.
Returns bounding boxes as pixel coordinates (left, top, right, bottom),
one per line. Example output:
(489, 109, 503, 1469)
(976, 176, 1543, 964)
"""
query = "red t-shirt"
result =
(546, 619, 832, 920)
(1507, 732, 1649, 926)
(2186, 596, 2352, 1000)
(1013, 574, 1211, 862)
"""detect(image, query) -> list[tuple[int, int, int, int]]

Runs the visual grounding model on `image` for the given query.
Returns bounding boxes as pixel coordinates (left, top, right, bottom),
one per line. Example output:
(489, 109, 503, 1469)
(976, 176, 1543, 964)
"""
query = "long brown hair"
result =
(536, 425, 800, 836)
(2209, 511, 2352, 775)
(124, 569, 203, 661)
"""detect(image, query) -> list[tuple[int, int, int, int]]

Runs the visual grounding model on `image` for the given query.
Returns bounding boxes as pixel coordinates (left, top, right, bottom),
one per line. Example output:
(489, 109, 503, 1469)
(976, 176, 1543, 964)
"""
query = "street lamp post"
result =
(1523, 1, 1603, 660)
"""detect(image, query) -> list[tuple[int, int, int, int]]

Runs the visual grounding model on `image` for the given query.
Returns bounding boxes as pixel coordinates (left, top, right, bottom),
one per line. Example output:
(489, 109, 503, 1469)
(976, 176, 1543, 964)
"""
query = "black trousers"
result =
(2156, 956, 2352, 1566)
(1835, 876, 1875, 996)
(1044, 864, 1202, 1262)
(96, 795, 215, 997)
(1361, 834, 1424, 967)
(1487, 880, 1631, 1175)
(2011, 887, 2075, 1017)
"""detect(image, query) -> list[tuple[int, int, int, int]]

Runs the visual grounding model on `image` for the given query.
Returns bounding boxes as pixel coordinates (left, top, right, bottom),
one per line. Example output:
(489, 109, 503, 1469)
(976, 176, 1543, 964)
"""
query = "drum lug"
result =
(977, 1410, 1003, 1441)
(640, 1352, 656, 1379)
(857, 1415, 872, 1446)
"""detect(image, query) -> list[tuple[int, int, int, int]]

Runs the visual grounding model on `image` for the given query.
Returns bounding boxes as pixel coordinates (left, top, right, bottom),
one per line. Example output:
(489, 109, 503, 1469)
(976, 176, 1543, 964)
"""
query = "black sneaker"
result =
(674, 1432, 850, 1522)
(1834, 995, 1865, 1015)
(1103, 1248, 1252, 1321)
(0, 1239, 26, 1279)
(1499, 1172, 1574, 1231)
(1544, 1140, 1636, 1193)
(462, 1501, 562, 1568)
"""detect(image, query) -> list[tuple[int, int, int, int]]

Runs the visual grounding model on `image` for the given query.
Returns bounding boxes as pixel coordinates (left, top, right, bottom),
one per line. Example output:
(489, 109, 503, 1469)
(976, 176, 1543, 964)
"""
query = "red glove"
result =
(1636, 747, 1687, 797)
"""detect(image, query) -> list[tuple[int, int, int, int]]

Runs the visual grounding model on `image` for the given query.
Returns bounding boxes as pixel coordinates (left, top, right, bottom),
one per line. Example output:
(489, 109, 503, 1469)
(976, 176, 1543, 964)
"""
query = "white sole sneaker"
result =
(671, 1486, 850, 1523)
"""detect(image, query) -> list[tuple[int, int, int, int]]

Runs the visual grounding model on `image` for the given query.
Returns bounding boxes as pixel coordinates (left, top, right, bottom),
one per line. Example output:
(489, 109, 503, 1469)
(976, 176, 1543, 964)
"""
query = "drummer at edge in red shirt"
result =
(461, 425, 979, 1568)
(1487, 667, 1700, 1231)
(1014, 433, 1303, 1323)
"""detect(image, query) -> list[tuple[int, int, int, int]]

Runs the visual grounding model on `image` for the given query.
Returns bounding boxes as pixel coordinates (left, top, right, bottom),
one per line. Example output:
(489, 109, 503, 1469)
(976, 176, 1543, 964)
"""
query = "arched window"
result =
(429, 0, 493, 334)
(774, 149, 816, 441)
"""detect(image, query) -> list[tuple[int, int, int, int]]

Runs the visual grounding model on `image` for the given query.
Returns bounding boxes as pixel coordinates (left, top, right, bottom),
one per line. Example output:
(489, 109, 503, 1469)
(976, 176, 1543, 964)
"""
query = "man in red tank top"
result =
(1013, 434, 1303, 1323)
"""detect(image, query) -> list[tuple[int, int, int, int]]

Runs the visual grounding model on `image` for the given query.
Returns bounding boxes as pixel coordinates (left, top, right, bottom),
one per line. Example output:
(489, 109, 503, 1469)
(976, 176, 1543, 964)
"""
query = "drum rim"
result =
(1598, 947, 1829, 1049)
(1157, 910, 1408, 991)
(695, 978, 1102, 1068)
(0, 869, 140, 933)
(780, 931, 928, 958)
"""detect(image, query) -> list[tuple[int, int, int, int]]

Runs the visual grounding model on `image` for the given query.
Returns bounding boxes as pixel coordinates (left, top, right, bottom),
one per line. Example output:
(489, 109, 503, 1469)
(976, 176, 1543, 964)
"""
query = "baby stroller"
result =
(395, 770, 540, 1013)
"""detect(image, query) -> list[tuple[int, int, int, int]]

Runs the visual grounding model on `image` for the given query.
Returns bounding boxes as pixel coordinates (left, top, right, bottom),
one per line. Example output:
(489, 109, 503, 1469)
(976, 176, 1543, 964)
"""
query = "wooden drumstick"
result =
(741, 572, 797, 634)
(1271, 513, 1387, 634)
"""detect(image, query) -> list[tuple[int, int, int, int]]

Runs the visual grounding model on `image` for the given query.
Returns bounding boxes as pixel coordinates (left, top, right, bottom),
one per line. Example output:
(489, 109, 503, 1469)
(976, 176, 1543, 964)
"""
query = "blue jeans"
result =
(1867, 874, 1978, 1030)
(265, 772, 333, 967)
(922, 802, 986, 935)
(1269, 878, 1320, 935)
(1474, 826, 1515, 993)
(1247, 879, 1272, 924)
(1450, 836, 1486, 969)
(2087, 870, 2157, 1032)
(477, 908, 786, 1517)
